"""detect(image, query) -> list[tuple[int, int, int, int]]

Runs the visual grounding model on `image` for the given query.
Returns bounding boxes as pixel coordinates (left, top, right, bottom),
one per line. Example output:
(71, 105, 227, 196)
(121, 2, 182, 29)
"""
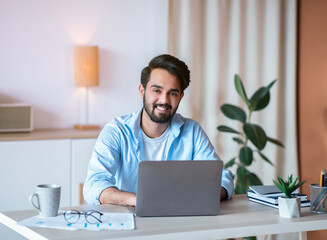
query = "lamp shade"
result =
(74, 46, 99, 87)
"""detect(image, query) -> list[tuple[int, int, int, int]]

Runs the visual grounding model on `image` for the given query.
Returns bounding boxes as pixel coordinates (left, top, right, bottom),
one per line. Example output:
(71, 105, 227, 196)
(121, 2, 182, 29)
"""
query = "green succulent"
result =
(273, 175, 306, 198)
(217, 74, 284, 194)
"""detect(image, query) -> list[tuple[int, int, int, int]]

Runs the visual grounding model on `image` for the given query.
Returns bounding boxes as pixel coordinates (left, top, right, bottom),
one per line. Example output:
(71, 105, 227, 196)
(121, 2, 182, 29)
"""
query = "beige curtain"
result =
(168, 0, 297, 190)
(168, 1, 297, 239)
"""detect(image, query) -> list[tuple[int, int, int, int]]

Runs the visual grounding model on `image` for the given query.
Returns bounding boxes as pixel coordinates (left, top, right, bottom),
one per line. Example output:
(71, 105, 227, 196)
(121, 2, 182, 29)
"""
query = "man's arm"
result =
(83, 124, 124, 205)
(99, 187, 136, 206)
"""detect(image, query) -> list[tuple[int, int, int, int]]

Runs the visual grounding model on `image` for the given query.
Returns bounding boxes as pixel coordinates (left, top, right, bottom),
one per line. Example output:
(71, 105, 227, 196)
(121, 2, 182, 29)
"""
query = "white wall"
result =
(0, 0, 168, 128)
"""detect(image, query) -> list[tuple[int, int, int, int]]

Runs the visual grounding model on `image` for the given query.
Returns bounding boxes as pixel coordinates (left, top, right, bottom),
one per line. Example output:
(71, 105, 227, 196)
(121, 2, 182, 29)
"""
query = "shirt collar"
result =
(170, 111, 184, 138)
(125, 107, 185, 142)
(125, 107, 143, 143)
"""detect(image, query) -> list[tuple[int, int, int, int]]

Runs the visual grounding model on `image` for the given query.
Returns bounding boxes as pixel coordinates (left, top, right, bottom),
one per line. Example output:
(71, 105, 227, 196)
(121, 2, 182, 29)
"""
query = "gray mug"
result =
(29, 184, 61, 217)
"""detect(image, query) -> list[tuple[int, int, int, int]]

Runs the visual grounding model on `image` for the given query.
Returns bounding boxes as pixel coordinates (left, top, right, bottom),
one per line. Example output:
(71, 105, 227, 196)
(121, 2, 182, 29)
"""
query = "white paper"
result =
(18, 211, 135, 231)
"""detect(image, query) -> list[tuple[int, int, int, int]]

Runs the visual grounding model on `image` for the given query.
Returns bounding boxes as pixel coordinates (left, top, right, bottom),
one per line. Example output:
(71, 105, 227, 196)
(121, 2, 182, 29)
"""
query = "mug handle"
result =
(29, 193, 40, 211)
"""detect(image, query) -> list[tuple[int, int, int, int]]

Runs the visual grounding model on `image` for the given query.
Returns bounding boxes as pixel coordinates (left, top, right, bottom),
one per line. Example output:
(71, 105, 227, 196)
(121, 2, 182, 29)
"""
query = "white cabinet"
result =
(0, 139, 71, 211)
(71, 138, 97, 205)
(0, 129, 98, 212)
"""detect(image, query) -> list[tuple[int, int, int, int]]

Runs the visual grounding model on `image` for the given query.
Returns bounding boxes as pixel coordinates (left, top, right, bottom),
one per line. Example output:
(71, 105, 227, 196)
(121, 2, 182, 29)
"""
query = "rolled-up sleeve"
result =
(221, 168, 234, 199)
(83, 124, 121, 205)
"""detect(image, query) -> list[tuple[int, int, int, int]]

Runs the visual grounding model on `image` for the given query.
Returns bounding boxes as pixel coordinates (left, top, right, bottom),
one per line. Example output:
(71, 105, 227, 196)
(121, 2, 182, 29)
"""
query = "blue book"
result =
(249, 185, 283, 197)
(248, 197, 310, 209)
(247, 189, 307, 204)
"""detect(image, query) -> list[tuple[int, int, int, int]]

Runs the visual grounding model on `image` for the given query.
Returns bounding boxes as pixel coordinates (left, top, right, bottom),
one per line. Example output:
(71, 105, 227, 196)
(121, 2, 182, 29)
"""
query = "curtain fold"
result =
(168, 1, 298, 239)
(168, 0, 298, 190)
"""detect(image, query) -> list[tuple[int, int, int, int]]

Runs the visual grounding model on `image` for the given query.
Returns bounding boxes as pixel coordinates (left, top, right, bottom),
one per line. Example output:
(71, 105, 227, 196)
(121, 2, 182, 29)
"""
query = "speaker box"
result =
(0, 103, 33, 132)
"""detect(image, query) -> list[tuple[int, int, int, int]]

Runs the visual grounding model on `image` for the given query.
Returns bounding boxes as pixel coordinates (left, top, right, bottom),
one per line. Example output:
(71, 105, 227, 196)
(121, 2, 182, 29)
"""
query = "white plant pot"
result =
(278, 197, 301, 218)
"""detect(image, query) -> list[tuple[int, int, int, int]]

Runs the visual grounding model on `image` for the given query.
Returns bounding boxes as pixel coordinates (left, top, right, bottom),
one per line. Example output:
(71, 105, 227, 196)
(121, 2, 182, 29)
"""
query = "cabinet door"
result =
(0, 139, 71, 211)
(71, 138, 96, 205)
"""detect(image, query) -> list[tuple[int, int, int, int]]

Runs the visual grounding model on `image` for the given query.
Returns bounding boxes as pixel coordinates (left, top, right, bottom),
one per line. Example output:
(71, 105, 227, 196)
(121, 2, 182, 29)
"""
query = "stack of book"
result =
(247, 185, 310, 209)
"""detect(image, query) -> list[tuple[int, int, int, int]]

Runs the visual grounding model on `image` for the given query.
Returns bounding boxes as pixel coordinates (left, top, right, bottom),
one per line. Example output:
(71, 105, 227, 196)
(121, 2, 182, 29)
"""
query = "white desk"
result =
(1, 195, 327, 240)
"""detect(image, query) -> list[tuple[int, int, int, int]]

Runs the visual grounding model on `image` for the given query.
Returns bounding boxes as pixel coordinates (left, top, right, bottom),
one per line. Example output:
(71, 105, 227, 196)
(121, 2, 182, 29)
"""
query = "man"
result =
(84, 54, 234, 206)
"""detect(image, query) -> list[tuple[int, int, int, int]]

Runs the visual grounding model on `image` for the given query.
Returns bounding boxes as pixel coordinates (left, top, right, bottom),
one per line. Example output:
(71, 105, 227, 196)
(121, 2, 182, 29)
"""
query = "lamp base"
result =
(74, 124, 100, 130)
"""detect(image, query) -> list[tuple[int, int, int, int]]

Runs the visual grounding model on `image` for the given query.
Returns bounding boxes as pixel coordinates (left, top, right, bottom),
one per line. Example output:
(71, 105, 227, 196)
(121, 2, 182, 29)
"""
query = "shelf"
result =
(0, 128, 101, 141)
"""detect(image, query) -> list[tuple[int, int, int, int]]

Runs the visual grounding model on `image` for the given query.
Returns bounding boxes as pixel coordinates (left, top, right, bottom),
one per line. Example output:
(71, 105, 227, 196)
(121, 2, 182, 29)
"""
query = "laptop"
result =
(129, 160, 223, 217)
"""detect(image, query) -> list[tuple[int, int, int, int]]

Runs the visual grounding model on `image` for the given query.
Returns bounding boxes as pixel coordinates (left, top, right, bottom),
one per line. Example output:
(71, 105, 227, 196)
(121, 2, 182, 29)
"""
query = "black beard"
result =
(143, 96, 175, 124)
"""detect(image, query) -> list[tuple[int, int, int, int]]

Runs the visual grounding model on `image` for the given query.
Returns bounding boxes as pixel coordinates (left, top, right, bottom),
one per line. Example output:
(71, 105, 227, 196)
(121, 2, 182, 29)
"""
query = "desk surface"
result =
(1, 195, 327, 240)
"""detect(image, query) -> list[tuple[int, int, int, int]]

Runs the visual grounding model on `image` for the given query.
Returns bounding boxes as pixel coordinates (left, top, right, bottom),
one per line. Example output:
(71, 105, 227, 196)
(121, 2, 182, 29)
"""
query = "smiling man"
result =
(83, 54, 234, 206)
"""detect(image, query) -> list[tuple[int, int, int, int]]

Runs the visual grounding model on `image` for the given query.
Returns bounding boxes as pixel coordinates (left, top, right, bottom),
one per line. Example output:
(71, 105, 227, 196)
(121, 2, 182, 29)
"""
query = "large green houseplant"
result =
(217, 74, 284, 194)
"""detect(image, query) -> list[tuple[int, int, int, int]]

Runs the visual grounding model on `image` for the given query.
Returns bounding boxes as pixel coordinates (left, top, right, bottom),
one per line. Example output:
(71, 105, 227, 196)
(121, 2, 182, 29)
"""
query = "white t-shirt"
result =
(141, 125, 170, 160)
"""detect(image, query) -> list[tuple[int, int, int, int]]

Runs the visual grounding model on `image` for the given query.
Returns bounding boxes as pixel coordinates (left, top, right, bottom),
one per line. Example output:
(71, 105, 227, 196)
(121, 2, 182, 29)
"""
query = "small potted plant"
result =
(273, 175, 306, 218)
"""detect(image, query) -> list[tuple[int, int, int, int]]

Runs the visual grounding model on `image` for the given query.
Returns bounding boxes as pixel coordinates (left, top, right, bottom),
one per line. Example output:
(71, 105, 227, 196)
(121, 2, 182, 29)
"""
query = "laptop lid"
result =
(135, 160, 223, 217)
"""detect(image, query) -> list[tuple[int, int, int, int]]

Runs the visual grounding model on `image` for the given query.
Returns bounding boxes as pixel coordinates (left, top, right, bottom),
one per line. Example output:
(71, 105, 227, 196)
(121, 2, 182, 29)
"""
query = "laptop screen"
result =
(135, 160, 223, 217)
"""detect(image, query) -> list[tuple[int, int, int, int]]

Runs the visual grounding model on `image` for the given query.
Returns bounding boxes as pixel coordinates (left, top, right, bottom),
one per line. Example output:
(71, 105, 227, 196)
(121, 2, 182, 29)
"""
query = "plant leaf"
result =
(243, 123, 267, 150)
(257, 151, 274, 166)
(233, 137, 245, 145)
(244, 237, 257, 240)
(251, 80, 276, 101)
(235, 180, 247, 194)
(293, 180, 306, 191)
(278, 176, 286, 185)
(278, 176, 291, 197)
(249, 80, 276, 111)
(249, 87, 270, 111)
(289, 176, 298, 190)
(247, 172, 263, 186)
(224, 158, 236, 168)
(273, 179, 283, 192)
(278, 176, 286, 186)
(239, 146, 253, 166)
(237, 165, 247, 181)
(235, 165, 248, 194)
(234, 74, 251, 107)
(260, 80, 277, 98)
(267, 137, 284, 148)
(221, 104, 247, 123)
(274, 178, 290, 197)
(217, 125, 240, 134)
(289, 175, 294, 186)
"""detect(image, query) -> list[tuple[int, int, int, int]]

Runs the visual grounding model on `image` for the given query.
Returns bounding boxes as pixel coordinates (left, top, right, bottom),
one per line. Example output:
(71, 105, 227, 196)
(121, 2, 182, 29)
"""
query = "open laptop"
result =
(129, 160, 223, 217)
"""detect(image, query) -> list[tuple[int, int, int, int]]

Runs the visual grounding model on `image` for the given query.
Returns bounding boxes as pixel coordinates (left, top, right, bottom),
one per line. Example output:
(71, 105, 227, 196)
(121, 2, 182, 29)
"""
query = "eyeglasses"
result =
(64, 209, 103, 224)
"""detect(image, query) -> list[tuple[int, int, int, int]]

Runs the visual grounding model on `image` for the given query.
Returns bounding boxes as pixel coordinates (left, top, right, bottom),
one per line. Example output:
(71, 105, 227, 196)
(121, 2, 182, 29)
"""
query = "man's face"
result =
(139, 68, 184, 124)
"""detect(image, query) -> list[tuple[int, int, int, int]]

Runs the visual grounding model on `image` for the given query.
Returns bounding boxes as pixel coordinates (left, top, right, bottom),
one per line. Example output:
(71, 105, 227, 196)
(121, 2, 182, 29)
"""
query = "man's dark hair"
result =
(140, 54, 191, 92)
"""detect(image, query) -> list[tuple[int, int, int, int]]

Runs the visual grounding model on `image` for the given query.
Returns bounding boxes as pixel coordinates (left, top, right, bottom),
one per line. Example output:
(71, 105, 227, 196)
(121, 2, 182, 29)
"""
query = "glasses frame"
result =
(64, 209, 103, 224)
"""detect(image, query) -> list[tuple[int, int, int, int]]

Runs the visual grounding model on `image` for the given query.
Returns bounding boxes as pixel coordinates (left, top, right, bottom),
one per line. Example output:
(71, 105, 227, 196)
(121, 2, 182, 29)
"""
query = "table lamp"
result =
(74, 45, 100, 130)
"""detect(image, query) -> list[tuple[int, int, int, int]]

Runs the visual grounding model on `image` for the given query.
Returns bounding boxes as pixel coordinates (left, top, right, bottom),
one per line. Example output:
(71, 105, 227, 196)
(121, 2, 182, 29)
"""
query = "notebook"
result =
(129, 160, 223, 217)
(249, 185, 283, 197)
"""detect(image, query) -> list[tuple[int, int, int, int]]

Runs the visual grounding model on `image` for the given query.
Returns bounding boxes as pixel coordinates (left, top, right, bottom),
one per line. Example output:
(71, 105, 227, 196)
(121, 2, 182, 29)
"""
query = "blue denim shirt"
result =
(84, 108, 234, 204)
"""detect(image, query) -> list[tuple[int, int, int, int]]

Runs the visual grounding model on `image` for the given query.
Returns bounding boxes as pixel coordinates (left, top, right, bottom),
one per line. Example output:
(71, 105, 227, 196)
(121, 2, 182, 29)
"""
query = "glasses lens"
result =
(85, 211, 102, 224)
(64, 210, 80, 223)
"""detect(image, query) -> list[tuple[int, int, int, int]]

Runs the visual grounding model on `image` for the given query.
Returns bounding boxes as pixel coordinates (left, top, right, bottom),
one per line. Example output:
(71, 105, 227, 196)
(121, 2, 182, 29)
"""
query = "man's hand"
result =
(99, 187, 136, 206)
(220, 187, 227, 200)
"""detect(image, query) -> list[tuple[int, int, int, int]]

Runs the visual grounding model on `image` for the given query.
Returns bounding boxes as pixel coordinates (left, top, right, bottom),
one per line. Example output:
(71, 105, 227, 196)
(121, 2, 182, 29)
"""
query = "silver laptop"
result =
(130, 160, 223, 217)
